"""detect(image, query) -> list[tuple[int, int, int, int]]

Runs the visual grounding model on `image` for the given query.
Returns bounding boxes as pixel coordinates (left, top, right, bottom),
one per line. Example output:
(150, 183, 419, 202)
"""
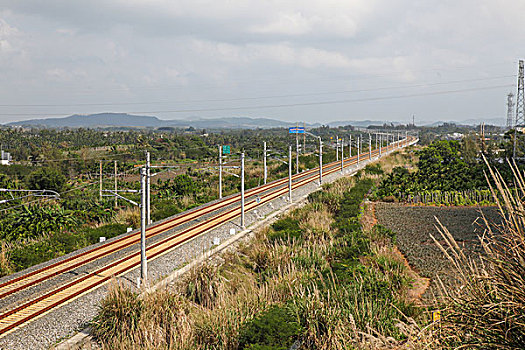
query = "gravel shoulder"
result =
(0, 151, 396, 350)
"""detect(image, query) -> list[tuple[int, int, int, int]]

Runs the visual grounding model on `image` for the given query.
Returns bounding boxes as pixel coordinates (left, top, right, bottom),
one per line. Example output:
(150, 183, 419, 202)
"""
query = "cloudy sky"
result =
(0, 0, 523, 125)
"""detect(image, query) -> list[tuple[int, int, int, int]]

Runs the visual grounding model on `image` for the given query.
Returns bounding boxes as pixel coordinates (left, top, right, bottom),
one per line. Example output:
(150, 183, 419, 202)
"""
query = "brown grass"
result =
(430, 159, 525, 348)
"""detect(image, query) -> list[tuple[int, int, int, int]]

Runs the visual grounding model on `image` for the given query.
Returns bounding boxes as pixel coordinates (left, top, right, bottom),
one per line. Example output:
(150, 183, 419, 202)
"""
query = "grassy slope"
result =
(92, 150, 427, 349)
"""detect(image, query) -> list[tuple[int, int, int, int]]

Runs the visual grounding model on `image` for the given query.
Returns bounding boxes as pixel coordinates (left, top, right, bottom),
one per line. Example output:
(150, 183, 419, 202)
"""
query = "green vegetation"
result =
(92, 149, 421, 349)
(0, 126, 375, 276)
(376, 139, 517, 204)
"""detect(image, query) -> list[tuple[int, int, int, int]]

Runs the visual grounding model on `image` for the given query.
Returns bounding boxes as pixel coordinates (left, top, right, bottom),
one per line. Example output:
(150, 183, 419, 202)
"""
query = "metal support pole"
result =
(379, 134, 382, 157)
(340, 138, 344, 173)
(146, 152, 151, 225)
(288, 146, 292, 203)
(349, 135, 352, 158)
(319, 137, 323, 185)
(336, 135, 339, 161)
(375, 133, 378, 151)
(140, 168, 147, 283)
(99, 161, 102, 200)
(263, 141, 267, 184)
(218, 145, 222, 199)
(369, 134, 372, 160)
(296, 136, 299, 174)
(241, 152, 245, 229)
(114, 160, 118, 208)
(303, 122, 306, 155)
(357, 136, 360, 165)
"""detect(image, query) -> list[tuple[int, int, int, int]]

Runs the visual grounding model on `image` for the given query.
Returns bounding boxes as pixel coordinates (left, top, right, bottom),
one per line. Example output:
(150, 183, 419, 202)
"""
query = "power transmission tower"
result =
(513, 60, 524, 158)
(506, 93, 515, 129)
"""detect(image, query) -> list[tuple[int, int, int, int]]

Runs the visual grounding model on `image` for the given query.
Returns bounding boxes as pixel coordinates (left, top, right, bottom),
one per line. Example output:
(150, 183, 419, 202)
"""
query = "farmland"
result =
(375, 203, 501, 301)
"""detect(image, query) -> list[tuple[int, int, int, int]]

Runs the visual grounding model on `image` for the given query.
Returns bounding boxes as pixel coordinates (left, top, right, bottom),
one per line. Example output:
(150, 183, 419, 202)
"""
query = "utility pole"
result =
(263, 142, 267, 184)
(241, 152, 245, 229)
(340, 138, 344, 173)
(369, 134, 372, 159)
(357, 136, 360, 165)
(140, 167, 147, 283)
(303, 122, 306, 155)
(146, 151, 151, 225)
(514, 60, 525, 159)
(349, 135, 352, 157)
(336, 135, 339, 161)
(114, 161, 118, 208)
(296, 135, 299, 175)
(99, 161, 102, 201)
(379, 134, 382, 157)
(318, 137, 323, 185)
(288, 146, 292, 203)
(218, 145, 223, 199)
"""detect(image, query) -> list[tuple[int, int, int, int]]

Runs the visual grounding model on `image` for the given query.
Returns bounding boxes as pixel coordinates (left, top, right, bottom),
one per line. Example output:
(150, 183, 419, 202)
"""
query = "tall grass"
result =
(432, 159, 525, 348)
(92, 150, 421, 349)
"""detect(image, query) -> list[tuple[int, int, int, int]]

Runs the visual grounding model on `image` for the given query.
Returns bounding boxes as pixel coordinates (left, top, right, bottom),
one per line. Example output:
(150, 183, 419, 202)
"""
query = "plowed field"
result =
(376, 203, 501, 302)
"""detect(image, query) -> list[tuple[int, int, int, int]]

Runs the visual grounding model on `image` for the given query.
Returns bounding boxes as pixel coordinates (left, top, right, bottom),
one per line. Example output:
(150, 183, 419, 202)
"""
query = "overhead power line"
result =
(0, 75, 514, 108)
(0, 83, 514, 117)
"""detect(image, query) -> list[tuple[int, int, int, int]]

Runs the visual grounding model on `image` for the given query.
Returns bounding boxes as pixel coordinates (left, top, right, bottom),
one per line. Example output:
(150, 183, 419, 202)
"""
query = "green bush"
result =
(268, 218, 303, 243)
(238, 305, 301, 350)
(364, 163, 384, 175)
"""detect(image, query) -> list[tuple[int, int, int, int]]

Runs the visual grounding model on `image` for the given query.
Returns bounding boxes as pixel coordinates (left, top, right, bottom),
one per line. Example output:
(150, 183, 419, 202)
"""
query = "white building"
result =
(1, 151, 11, 165)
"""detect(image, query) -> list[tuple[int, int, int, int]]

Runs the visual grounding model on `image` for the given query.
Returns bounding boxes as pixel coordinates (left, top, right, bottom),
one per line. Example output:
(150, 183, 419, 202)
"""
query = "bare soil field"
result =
(375, 203, 502, 302)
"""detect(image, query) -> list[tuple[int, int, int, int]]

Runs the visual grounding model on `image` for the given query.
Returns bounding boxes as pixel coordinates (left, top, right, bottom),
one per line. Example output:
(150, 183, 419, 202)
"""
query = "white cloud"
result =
(0, 0, 520, 124)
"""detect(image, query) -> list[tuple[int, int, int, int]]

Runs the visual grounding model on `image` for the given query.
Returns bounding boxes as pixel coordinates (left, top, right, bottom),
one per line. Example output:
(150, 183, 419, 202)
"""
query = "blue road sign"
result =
(289, 127, 305, 134)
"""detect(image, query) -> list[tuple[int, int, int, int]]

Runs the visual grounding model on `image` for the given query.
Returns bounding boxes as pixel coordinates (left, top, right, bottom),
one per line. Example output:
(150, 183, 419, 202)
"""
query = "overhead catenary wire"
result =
(0, 74, 514, 108)
(0, 83, 514, 117)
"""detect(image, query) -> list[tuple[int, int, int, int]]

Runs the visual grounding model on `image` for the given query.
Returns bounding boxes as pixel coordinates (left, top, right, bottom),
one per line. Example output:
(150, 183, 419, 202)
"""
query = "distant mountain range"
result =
(6, 113, 301, 129)
(4, 113, 505, 129)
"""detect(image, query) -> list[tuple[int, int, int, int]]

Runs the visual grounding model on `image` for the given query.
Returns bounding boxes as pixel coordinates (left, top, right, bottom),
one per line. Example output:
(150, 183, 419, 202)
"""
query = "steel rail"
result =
(0, 137, 415, 336)
(0, 140, 379, 300)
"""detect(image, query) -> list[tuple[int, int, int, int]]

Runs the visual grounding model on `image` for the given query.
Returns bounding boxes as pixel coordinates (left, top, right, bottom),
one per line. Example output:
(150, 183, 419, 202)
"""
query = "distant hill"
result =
(327, 120, 401, 128)
(6, 114, 398, 129)
(6, 113, 504, 130)
(7, 113, 164, 128)
(6, 113, 307, 129)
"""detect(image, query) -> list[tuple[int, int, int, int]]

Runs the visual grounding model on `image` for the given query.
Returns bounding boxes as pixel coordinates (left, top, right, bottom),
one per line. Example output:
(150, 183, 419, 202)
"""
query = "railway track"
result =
(0, 137, 415, 337)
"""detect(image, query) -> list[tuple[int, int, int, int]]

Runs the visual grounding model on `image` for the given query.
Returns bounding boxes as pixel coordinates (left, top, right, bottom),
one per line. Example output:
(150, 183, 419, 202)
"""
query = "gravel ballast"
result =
(0, 146, 409, 350)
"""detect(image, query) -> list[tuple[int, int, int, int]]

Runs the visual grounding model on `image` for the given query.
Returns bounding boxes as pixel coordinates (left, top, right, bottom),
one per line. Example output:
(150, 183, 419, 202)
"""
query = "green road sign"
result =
(222, 145, 231, 154)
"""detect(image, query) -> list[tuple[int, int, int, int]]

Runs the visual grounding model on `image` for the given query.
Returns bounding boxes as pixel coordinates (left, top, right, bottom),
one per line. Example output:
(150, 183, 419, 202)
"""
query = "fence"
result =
(398, 189, 495, 206)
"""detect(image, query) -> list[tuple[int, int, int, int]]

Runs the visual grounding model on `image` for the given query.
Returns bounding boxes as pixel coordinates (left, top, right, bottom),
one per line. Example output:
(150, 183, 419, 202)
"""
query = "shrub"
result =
(238, 305, 301, 350)
(268, 218, 303, 243)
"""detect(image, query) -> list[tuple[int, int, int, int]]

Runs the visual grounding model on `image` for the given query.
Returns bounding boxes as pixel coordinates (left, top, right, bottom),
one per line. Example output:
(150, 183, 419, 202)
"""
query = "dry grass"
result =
(114, 207, 140, 228)
(379, 147, 419, 174)
(0, 242, 12, 275)
(430, 159, 525, 348)
(92, 155, 424, 350)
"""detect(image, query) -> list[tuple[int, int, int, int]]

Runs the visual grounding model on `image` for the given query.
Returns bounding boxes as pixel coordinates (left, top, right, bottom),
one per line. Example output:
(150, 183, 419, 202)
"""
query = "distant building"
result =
(446, 132, 464, 140)
(1, 150, 12, 165)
